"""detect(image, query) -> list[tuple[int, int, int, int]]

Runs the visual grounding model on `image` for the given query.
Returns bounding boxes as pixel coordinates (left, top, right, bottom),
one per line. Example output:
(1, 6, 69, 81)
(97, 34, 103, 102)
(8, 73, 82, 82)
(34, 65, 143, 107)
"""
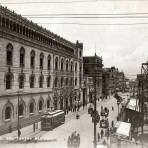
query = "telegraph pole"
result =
(93, 65, 97, 148)
(17, 91, 20, 139)
(139, 62, 148, 135)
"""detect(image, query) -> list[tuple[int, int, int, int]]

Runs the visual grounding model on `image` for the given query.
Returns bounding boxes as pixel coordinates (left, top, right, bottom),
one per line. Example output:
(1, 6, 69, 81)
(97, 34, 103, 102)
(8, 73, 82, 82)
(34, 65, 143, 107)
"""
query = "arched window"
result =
(47, 99, 50, 109)
(47, 55, 51, 70)
(47, 75, 51, 87)
(18, 104, 24, 116)
(61, 59, 64, 71)
(66, 60, 69, 72)
(79, 51, 82, 57)
(30, 50, 35, 68)
(19, 73, 25, 89)
(5, 106, 11, 120)
(5, 72, 13, 89)
(39, 100, 43, 111)
(39, 75, 44, 88)
(6, 43, 13, 66)
(55, 57, 58, 70)
(40, 53, 44, 69)
(61, 77, 63, 87)
(75, 62, 77, 73)
(75, 78, 77, 86)
(71, 61, 73, 72)
(70, 78, 73, 86)
(20, 47, 25, 67)
(80, 64, 82, 73)
(54, 77, 58, 87)
(30, 74, 35, 88)
(29, 102, 34, 113)
(66, 78, 68, 86)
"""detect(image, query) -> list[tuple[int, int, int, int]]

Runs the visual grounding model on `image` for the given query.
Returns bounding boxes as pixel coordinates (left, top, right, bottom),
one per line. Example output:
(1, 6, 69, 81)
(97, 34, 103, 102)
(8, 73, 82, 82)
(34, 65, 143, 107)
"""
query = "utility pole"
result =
(93, 64, 97, 148)
(17, 91, 20, 139)
(138, 62, 148, 135)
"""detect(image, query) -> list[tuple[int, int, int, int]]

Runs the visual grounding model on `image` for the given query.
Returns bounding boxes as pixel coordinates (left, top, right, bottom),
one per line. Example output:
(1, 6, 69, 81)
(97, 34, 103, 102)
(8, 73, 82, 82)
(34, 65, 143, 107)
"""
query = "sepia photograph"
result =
(0, 0, 148, 148)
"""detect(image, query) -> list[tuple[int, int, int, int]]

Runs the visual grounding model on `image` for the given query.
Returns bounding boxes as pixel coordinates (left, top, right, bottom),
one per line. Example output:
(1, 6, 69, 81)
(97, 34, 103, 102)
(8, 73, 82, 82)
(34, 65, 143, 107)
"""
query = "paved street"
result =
(1, 93, 147, 148)
(0, 95, 121, 148)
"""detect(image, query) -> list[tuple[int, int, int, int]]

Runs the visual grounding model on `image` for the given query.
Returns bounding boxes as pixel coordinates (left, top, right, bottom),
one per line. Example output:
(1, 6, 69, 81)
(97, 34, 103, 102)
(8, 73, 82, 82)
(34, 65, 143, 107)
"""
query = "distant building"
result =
(83, 54, 103, 101)
(0, 5, 83, 135)
(102, 67, 126, 97)
(102, 68, 111, 97)
(116, 72, 126, 92)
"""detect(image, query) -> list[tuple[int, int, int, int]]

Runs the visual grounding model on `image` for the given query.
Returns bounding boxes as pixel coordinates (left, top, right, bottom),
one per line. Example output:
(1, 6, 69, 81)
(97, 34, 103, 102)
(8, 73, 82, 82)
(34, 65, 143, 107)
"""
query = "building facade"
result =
(83, 54, 103, 102)
(102, 67, 126, 97)
(0, 5, 83, 135)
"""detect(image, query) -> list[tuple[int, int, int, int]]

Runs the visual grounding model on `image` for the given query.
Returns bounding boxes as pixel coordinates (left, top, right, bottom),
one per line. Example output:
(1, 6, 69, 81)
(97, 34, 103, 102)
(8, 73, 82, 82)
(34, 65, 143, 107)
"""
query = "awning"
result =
(115, 121, 131, 137)
(126, 98, 139, 112)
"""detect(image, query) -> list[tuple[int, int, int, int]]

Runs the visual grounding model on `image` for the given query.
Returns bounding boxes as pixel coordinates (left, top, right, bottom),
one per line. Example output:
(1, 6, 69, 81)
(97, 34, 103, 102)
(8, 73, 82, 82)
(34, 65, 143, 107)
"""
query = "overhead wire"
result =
(0, 0, 97, 4)
(24, 16, 148, 19)
(22, 12, 148, 16)
(21, 13, 148, 26)
(33, 22, 148, 26)
(1, 0, 148, 5)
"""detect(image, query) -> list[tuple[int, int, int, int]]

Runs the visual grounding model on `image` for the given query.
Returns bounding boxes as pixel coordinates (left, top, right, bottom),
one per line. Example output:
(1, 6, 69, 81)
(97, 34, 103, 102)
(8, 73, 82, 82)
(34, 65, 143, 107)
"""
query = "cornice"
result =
(0, 28, 75, 58)
(0, 5, 76, 48)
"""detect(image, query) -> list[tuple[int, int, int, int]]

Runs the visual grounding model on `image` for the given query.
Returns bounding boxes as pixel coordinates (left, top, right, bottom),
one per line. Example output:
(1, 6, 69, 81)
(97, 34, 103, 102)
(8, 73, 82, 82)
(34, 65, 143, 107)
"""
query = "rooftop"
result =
(0, 5, 79, 48)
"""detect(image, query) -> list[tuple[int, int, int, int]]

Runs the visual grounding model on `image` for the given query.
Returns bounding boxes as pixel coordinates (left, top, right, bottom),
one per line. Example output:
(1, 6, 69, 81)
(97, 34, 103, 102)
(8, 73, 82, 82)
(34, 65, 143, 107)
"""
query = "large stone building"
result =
(83, 54, 103, 102)
(0, 5, 83, 135)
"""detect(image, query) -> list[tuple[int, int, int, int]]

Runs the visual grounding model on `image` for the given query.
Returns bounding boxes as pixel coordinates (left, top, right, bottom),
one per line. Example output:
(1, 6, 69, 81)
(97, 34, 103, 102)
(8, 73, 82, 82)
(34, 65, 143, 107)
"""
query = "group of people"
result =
(67, 131, 80, 148)
(65, 105, 81, 115)
(98, 128, 110, 142)
(97, 105, 116, 146)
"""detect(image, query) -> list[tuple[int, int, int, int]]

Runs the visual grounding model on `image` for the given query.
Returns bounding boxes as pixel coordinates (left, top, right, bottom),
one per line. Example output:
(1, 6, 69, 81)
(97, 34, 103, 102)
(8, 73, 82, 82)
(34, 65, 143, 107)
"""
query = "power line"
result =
(24, 16, 148, 19)
(0, 0, 97, 5)
(36, 22, 148, 26)
(1, 0, 147, 4)
(22, 12, 148, 16)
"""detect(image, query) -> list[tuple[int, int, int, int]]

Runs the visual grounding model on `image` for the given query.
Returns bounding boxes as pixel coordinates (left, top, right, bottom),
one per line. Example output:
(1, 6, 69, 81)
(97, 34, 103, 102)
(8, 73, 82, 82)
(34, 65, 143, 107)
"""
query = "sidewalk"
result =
(0, 96, 115, 143)
(0, 105, 89, 139)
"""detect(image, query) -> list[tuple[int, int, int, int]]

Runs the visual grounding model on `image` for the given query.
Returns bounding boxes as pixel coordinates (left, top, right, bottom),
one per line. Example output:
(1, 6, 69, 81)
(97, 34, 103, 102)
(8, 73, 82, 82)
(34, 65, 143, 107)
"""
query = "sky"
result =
(1, 0, 148, 78)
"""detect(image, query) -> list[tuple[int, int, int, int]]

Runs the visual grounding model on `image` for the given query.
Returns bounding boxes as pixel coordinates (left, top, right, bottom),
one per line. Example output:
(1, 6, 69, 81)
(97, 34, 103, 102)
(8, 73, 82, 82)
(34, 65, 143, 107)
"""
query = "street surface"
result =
(0, 94, 146, 148)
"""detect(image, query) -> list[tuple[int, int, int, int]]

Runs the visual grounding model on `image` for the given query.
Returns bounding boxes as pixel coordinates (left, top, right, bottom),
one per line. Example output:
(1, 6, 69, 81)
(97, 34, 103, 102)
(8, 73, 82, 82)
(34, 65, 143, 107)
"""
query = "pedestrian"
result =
(77, 133, 80, 147)
(106, 129, 109, 139)
(101, 129, 104, 139)
(112, 120, 114, 128)
(112, 106, 114, 111)
(67, 136, 71, 147)
(107, 128, 109, 136)
(101, 105, 103, 110)
(110, 127, 114, 134)
(18, 128, 21, 138)
(97, 132, 100, 142)
(105, 129, 107, 137)
(67, 109, 69, 114)
(103, 139, 107, 145)
(9, 125, 12, 133)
